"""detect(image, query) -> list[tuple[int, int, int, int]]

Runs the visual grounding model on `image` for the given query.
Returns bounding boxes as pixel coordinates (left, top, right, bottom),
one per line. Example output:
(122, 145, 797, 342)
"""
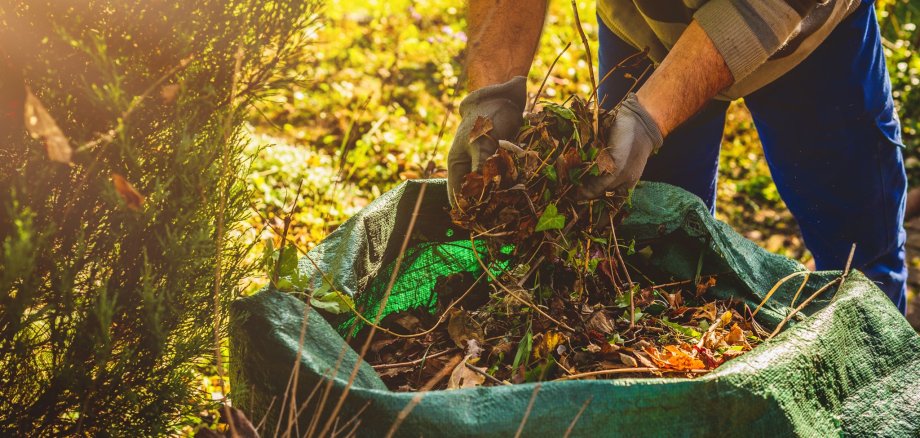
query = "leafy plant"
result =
(0, 0, 316, 434)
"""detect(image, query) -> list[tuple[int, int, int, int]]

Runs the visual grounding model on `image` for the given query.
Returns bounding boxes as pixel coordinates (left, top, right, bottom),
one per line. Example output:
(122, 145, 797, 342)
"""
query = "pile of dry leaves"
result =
(357, 96, 766, 391)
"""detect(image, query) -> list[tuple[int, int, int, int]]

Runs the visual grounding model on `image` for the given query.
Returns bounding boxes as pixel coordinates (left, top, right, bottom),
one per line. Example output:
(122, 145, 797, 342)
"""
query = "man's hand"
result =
(578, 93, 663, 199)
(579, 20, 733, 199)
(447, 76, 526, 207)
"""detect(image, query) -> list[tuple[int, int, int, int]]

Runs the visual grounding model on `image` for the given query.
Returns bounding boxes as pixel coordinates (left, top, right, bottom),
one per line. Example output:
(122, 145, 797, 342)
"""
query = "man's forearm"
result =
(635, 20, 733, 138)
(467, 0, 547, 90)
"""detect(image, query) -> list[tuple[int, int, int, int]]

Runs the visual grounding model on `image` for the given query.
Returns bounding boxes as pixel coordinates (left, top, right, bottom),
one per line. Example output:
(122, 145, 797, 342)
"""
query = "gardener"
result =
(447, 0, 908, 313)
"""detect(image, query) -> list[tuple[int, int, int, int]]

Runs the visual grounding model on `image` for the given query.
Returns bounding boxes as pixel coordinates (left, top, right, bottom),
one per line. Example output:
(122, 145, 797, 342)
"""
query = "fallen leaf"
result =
(725, 323, 745, 345)
(469, 116, 494, 143)
(585, 310, 615, 335)
(24, 87, 72, 163)
(696, 276, 717, 297)
(447, 309, 483, 348)
(619, 352, 638, 367)
(596, 150, 617, 174)
(693, 302, 718, 322)
(646, 344, 705, 371)
(533, 331, 563, 359)
(111, 173, 146, 211)
(447, 355, 486, 389)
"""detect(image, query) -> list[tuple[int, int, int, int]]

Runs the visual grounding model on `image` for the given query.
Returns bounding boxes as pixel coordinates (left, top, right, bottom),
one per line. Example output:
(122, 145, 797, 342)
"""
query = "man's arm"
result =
(467, 0, 548, 90)
(635, 20, 733, 138)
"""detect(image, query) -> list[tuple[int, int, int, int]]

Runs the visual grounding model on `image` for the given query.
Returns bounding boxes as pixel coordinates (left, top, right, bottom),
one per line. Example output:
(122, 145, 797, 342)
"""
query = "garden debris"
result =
(360, 96, 763, 390)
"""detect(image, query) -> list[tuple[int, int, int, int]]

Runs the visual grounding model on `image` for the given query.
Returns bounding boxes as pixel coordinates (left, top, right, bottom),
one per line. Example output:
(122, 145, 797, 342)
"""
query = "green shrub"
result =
(879, 0, 920, 184)
(0, 1, 316, 434)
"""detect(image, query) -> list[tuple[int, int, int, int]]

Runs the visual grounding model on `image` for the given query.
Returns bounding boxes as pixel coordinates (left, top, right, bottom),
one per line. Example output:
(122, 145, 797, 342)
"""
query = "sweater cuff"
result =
(694, 1, 773, 84)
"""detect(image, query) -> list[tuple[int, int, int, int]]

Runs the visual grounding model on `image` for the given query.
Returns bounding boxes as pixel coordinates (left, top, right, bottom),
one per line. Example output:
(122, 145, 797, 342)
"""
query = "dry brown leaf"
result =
(618, 352, 638, 367)
(447, 355, 486, 389)
(24, 87, 72, 163)
(447, 309, 483, 348)
(468, 116, 494, 143)
(725, 323, 745, 345)
(112, 173, 146, 211)
(596, 150, 617, 174)
(696, 276, 717, 297)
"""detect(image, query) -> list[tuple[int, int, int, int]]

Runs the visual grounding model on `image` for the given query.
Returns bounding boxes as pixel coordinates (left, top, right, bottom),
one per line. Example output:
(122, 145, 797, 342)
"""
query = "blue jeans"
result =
(597, 3, 908, 313)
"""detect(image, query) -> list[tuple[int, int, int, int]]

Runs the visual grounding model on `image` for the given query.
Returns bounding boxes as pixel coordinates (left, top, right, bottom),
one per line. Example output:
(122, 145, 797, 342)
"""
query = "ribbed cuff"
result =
(623, 93, 663, 154)
(693, 1, 770, 83)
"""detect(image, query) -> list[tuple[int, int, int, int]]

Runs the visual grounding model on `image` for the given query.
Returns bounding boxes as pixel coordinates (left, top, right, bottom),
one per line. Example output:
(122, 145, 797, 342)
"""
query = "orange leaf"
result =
(112, 173, 146, 211)
(23, 87, 72, 163)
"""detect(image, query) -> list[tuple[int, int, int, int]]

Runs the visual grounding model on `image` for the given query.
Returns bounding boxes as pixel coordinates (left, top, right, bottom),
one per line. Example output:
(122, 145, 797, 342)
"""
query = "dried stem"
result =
(563, 397, 593, 438)
(530, 42, 572, 113)
(469, 237, 576, 332)
(371, 348, 460, 370)
(514, 383, 542, 438)
(383, 356, 462, 438)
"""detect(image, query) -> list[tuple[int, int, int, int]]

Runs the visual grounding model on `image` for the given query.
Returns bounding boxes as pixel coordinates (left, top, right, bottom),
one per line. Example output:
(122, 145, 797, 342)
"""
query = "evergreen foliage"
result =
(0, 0, 317, 434)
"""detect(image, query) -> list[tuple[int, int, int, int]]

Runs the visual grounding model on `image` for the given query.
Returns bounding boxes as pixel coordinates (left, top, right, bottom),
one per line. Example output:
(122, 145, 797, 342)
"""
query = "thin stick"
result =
(465, 362, 511, 386)
(514, 384, 542, 438)
(767, 278, 841, 340)
(609, 214, 634, 327)
(751, 271, 809, 317)
(469, 237, 576, 332)
(316, 183, 430, 438)
(767, 244, 855, 340)
(384, 356, 461, 438)
(556, 367, 709, 381)
(371, 348, 459, 370)
(563, 397, 593, 438)
(331, 401, 371, 438)
(570, 0, 598, 136)
(787, 272, 811, 309)
(530, 42, 572, 112)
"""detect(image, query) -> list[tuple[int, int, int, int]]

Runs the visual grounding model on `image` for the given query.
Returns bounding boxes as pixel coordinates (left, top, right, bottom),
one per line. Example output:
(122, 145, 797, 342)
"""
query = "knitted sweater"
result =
(597, 0, 861, 99)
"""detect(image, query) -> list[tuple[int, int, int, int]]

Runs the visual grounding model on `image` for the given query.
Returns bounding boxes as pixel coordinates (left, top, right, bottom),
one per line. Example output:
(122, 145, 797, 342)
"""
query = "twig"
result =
(570, 0, 598, 136)
(316, 183, 430, 438)
(465, 362, 511, 386)
(767, 244, 855, 340)
(469, 237, 576, 332)
(529, 42, 572, 112)
(383, 356, 462, 438)
(767, 278, 841, 340)
(556, 367, 709, 381)
(608, 214, 634, 327)
(751, 271, 809, 318)
(514, 384, 542, 438)
(371, 349, 459, 370)
(563, 397, 593, 438)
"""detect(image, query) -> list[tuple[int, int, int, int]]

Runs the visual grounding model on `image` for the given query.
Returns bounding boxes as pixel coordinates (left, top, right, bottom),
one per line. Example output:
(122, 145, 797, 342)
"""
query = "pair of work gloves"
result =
(447, 76, 663, 206)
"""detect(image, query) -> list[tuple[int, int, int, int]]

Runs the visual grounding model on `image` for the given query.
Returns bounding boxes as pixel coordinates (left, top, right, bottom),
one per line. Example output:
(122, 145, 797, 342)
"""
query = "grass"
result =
(195, 0, 920, 433)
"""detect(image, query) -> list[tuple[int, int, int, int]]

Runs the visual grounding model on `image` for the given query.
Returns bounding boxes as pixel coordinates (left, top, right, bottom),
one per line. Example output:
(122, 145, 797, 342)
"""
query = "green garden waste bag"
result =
(229, 180, 920, 437)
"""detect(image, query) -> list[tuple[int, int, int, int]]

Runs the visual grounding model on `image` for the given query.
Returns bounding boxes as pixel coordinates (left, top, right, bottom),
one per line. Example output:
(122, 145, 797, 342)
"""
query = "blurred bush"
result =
(879, 0, 920, 184)
(0, 1, 316, 434)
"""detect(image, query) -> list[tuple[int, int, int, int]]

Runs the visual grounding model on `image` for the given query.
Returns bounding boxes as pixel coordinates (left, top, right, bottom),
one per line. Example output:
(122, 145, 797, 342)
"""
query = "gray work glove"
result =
(447, 76, 527, 207)
(578, 93, 663, 199)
